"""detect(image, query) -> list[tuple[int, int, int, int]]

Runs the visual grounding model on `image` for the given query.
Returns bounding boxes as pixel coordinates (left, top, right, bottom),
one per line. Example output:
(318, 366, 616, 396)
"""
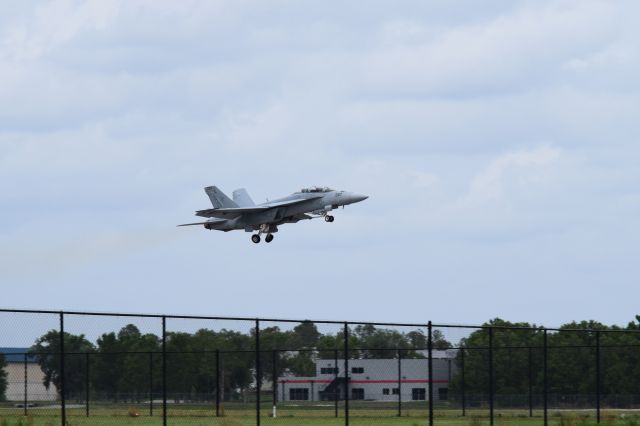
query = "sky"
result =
(1, 0, 640, 333)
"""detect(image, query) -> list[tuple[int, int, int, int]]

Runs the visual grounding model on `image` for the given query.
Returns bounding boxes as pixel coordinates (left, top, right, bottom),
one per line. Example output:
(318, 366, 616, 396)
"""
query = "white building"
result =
(2, 348, 58, 402)
(278, 350, 457, 402)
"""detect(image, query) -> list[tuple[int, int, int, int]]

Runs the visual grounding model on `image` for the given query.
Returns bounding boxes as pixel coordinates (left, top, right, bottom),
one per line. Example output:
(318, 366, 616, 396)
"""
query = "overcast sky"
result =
(1, 0, 639, 331)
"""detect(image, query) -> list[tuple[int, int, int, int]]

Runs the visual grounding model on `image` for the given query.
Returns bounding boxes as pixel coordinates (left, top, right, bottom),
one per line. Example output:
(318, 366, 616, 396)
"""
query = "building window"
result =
(382, 388, 390, 395)
(412, 388, 426, 401)
(392, 388, 400, 395)
(351, 367, 364, 374)
(438, 387, 449, 401)
(351, 388, 365, 400)
(320, 367, 338, 374)
(290, 388, 309, 401)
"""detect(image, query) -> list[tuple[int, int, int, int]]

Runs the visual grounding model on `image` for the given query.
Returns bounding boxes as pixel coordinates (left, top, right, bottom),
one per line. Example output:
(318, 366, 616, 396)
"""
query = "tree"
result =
(432, 330, 452, 349)
(286, 352, 316, 377)
(0, 354, 7, 402)
(80, 324, 162, 402)
(165, 331, 199, 401)
(91, 331, 123, 400)
(30, 330, 95, 398)
(289, 322, 320, 348)
(449, 318, 541, 400)
(189, 328, 253, 401)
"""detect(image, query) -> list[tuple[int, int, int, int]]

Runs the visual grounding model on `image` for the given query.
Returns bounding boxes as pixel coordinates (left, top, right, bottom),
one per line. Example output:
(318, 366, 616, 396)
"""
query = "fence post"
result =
(489, 327, 494, 426)
(397, 348, 402, 417)
(149, 352, 153, 417)
(543, 329, 548, 426)
(428, 321, 433, 426)
(528, 346, 533, 417)
(596, 330, 601, 424)
(85, 352, 90, 417)
(255, 319, 261, 426)
(272, 350, 277, 418)
(461, 348, 466, 417)
(344, 322, 349, 426)
(162, 316, 167, 426)
(59, 312, 66, 426)
(23, 353, 28, 417)
(334, 348, 339, 418)
(215, 349, 220, 417)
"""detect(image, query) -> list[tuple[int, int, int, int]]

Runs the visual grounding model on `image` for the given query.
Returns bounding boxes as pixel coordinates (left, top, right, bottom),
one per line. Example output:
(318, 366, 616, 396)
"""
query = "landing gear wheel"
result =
(325, 215, 334, 222)
(251, 234, 261, 244)
(265, 234, 274, 243)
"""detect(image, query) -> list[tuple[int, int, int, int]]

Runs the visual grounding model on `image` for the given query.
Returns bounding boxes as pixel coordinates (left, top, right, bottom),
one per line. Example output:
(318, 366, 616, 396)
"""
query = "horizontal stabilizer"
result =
(177, 221, 214, 227)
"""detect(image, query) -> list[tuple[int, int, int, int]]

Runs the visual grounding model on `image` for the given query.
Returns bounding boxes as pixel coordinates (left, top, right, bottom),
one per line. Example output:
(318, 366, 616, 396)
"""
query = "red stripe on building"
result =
(278, 379, 448, 384)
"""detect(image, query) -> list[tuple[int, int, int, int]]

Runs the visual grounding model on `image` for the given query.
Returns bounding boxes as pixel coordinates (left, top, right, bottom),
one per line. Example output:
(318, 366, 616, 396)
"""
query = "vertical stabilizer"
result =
(232, 188, 255, 207)
(204, 186, 238, 208)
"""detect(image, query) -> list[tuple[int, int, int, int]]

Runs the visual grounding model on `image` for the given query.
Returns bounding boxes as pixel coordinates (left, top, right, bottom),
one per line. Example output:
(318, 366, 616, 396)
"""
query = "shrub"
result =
(602, 412, 617, 425)
(559, 413, 580, 426)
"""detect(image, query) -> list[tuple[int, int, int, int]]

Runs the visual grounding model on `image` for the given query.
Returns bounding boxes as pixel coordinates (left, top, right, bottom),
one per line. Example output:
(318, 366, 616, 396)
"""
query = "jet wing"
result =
(196, 206, 265, 218)
(195, 196, 321, 218)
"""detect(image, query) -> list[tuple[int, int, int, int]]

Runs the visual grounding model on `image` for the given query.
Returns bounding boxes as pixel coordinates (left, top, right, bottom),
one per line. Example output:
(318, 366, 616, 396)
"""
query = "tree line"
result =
(25, 322, 450, 402)
(450, 317, 640, 403)
(14, 317, 640, 404)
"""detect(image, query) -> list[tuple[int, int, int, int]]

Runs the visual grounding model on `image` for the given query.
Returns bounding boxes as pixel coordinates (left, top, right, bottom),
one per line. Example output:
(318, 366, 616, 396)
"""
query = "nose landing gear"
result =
(265, 234, 274, 243)
(251, 234, 261, 244)
(324, 215, 334, 222)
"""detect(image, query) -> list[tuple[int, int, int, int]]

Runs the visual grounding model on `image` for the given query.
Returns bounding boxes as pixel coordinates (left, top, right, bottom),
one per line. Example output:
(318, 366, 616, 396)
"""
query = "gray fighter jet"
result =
(178, 186, 368, 243)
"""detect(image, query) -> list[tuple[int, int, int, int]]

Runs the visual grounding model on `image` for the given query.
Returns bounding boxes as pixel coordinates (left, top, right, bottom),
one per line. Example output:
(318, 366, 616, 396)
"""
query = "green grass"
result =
(0, 418, 634, 426)
(0, 406, 638, 425)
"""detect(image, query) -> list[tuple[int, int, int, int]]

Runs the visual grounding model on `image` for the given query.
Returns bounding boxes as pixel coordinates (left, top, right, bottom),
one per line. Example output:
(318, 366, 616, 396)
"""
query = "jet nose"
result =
(351, 193, 368, 203)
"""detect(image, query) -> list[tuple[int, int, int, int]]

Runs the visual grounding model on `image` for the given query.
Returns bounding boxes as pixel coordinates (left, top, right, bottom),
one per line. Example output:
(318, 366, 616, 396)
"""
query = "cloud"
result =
(465, 145, 561, 204)
(1, 1, 640, 326)
(1, 0, 119, 61)
(360, 1, 617, 98)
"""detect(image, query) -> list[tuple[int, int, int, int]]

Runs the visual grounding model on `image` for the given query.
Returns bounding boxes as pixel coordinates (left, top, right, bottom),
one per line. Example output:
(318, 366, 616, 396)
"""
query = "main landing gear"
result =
(324, 215, 335, 222)
(252, 233, 274, 243)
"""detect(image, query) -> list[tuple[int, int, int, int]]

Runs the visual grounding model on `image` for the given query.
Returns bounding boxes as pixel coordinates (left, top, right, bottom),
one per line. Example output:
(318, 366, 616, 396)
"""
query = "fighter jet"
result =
(178, 186, 368, 243)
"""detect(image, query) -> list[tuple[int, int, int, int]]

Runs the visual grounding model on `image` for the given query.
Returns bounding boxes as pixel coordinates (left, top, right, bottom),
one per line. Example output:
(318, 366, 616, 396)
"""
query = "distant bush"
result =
(559, 413, 581, 426)
(0, 354, 6, 402)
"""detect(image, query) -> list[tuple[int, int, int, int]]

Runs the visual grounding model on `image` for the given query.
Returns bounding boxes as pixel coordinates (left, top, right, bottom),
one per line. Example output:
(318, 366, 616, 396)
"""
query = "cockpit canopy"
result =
(301, 186, 333, 193)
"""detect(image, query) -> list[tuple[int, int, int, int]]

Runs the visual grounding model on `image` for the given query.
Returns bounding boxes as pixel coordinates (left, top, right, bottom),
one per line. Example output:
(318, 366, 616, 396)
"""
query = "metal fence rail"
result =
(2, 308, 640, 425)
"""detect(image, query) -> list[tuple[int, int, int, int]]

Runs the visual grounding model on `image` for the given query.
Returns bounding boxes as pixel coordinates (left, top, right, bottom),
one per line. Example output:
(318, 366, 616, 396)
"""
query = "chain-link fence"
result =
(2, 309, 640, 425)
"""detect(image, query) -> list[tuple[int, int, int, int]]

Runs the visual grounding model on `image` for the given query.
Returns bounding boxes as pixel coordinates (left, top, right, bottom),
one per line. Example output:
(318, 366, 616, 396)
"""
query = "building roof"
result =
(0, 348, 38, 363)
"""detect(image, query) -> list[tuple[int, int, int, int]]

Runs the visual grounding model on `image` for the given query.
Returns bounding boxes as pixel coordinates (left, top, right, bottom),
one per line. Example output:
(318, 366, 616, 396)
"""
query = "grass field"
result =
(0, 410, 640, 426)
(1, 405, 637, 425)
(0, 417, 628, 426)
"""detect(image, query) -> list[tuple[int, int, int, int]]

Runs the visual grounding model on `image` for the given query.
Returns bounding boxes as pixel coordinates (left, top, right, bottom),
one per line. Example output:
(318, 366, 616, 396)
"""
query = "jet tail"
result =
(233, 188, 255, 207)
(204, 186, 238, 208)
